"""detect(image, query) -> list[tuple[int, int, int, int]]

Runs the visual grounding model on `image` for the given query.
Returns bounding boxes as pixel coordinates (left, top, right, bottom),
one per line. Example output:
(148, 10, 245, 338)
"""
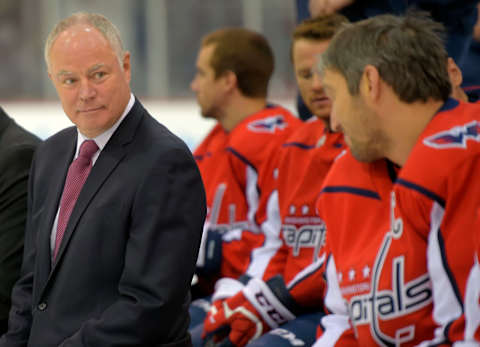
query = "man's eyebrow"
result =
(87, 64, 106, 74)
(56, 70, 73, 78)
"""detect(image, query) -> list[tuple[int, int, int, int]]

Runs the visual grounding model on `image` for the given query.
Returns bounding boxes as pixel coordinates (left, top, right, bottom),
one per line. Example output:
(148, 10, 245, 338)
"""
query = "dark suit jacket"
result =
(0, 99, 206, 347)
(0, 108, 41, 335)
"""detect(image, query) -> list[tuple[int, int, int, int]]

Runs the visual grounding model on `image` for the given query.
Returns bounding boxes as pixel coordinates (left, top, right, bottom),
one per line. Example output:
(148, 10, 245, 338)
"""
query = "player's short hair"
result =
(201, 28, 274, 98)
(44, 12, 125, 70)
(290, 13, 349, 62)
(317, 11, 451, 103)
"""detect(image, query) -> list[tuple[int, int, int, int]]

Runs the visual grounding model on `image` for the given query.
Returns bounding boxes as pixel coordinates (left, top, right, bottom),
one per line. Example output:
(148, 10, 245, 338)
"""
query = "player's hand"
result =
(224, 291, 268, 346)
(202, 299, 234, 345)
(203, 292, 267, 347)
(203, 277, 296, 346)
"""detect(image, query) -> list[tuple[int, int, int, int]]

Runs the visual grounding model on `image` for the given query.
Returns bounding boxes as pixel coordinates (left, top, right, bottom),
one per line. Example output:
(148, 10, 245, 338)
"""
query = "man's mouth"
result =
(78, 106, 103, 113)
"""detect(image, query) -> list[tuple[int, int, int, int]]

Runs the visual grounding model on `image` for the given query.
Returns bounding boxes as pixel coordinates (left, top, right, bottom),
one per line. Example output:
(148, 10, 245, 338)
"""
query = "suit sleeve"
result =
(60, 146, 206, 346)
(0, 145, 38, 312)
(0, 149, 38, 347)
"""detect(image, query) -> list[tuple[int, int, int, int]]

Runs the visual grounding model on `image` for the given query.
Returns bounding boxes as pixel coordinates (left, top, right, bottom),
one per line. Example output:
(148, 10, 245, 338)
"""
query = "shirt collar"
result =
(75, 93, 135, 157)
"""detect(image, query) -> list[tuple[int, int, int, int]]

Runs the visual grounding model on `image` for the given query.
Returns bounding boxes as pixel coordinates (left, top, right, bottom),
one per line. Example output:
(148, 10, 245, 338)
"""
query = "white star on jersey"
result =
(363, 265, 370, 278)
(348, 269, 356, 281)
(289, 205, 296, 215)
(301, 205, 309, 215)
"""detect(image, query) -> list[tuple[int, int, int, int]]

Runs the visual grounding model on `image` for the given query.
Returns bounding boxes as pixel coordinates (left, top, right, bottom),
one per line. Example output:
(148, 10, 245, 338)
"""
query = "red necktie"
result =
(54, 140, 99, 260)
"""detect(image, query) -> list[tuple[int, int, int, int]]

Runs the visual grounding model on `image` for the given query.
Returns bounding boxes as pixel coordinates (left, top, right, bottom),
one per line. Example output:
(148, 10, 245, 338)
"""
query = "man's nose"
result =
(79, 80, 96, 101)
(312, 73, 323, 90)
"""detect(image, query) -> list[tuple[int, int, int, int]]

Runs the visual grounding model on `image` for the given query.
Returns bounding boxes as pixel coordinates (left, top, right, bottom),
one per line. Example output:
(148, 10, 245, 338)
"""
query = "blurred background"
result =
(0, 0, 298, 148)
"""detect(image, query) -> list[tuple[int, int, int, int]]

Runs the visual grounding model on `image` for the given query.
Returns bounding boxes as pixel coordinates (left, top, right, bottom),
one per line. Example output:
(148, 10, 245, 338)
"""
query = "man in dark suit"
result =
(0, 12, 206, 347)
(0, 108, 41, 335)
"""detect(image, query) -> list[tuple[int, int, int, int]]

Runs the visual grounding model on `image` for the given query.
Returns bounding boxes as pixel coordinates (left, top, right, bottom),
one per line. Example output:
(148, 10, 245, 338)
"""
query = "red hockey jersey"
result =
(194, 105, 301, 281)
(392, 98, 480, 345)
(313, 151, 431, 346)
(262, 118, 345, 309)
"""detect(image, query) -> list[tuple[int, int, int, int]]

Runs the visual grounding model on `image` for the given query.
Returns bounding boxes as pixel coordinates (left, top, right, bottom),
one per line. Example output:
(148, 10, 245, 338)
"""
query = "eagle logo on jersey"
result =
(247, 115, 287, 133)
(423, 120, 480, 149)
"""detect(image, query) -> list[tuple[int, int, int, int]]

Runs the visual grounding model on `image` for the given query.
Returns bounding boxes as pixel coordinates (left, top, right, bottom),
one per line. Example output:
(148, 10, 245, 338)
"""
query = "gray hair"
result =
(44, 12, 125, 70)
(317, 11, 451, 103)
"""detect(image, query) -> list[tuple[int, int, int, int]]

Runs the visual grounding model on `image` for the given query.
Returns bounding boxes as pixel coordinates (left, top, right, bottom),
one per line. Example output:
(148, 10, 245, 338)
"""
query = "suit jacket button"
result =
(38, 302, 47, 311)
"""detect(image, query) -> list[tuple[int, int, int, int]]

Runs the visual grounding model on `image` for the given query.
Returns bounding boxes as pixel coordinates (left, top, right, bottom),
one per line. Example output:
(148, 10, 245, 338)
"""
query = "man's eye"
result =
(300, 72, 312, 79)
(63, 78, 76, 85)
(94, 71, 107, 79)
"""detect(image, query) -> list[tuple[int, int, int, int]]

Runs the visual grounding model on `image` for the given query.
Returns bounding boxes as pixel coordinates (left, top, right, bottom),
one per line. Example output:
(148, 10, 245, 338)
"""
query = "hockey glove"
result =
(203, 277, 296, 346)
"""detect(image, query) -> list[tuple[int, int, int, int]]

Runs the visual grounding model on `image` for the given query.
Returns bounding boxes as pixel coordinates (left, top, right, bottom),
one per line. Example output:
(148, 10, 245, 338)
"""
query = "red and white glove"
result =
(203, 277, 296, 346)
(202, 277, 247, 345)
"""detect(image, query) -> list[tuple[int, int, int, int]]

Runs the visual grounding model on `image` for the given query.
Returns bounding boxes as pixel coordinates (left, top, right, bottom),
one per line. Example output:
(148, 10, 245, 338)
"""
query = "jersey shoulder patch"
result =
(423, 120, 480, 149)
(247, 115, 287, 133)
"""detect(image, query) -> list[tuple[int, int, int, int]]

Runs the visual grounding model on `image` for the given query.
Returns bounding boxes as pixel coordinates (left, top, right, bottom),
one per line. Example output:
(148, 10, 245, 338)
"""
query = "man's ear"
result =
(447, 57, 463, 88)
(222, 70, 237, 91)
(362, 64, 381, 101)
(122, 51, 132, 84)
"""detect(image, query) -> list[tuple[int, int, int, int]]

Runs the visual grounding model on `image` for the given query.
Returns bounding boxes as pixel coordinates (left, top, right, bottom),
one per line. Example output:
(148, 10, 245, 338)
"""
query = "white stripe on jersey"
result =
(325, 255, 349, 316)
(246, 189, 282, 278)
(419, 201, 463, 346)
(246, 165, 260, 233)
(313, 255, 351, 346)
(463, 254, 480, 342)
(286, 252, 325, 290)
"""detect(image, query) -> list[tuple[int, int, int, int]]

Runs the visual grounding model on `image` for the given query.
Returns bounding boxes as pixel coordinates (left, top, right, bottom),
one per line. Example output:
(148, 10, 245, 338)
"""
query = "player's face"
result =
(323, 69, 386, 162)
(191, 44, 225, 120)
(293, 39, 332, 121)
(48, 24, 131, 139)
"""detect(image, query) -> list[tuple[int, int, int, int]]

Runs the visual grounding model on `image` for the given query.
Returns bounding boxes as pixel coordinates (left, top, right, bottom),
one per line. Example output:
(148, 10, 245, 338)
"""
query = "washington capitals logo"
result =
(423, 121, 480, 149)
(247, 115, 287, 133)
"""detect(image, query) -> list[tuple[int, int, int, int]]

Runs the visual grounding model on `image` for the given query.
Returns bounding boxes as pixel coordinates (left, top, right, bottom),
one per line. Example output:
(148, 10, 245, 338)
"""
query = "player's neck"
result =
(220, 96, 267, 131)
(384, 99, 444, 166)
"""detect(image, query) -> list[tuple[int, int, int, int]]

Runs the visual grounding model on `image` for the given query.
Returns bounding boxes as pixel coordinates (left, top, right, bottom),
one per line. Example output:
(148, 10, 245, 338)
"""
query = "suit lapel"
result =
(35, 129, 76, 293)
(47, 99, 144, 277)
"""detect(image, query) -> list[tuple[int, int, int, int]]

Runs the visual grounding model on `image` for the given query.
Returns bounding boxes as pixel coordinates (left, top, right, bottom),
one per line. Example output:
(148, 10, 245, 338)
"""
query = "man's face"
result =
(322, 69, 386, 162)
(190, 44, 225, 120)
(48, 24, 131, 138)
(293, 39, 331, 121)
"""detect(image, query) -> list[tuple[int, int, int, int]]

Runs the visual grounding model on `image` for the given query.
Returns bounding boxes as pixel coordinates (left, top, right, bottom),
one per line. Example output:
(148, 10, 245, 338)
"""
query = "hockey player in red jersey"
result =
(202, 15, 347, 347)
(188, 28, 301, 343)
(313, 12, 480, 346)
(312, 57, 474, 347)
(315, 151, 405, 346)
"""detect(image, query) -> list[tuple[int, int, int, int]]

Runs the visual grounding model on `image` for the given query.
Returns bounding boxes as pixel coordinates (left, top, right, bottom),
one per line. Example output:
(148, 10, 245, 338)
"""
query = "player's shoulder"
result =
(321, 150, 394, 200)
(404, 99, 480, 178)
(322, 150, 367, 185)
(422, 100, 480, 151)
(280, 119, 344, 158)
(194, 123, 227, 157)
(233, 104, 300, 139)
(398, 99, 480, 199)
(228, 104, 301, 156)
(285, 117, 325, 141)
